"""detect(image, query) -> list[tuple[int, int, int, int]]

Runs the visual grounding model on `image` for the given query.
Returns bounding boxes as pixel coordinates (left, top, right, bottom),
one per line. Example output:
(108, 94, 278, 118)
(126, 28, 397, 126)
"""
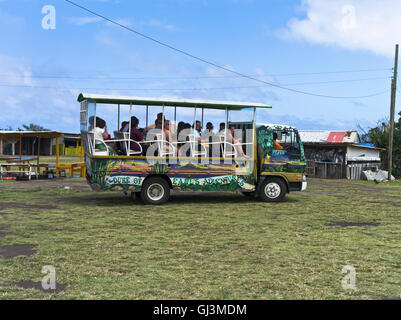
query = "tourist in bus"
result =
(176, 121, 185, 136)
(89, 117, 116, 155)
(128, 116, 144, 152)
(143, 112, 165, 135)
(227, 124, 248, 158)
(203, 122, 214, 135)
(193, 121, 202, 138)
(120, 121, 129, 132)
(95, 118, 111, 140)
(218, 122, 226, 135)
(163, 120, 173, 142)
(273, 132, 284, 150)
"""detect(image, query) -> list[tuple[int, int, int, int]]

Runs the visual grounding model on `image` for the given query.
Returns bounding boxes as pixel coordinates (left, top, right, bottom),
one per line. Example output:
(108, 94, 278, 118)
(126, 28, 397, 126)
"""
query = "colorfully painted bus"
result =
(78, 93, 307, 205)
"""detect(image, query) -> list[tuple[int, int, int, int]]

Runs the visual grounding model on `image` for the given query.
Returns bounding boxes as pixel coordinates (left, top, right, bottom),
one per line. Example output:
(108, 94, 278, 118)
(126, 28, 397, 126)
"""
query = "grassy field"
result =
(1, 177, 401, 299)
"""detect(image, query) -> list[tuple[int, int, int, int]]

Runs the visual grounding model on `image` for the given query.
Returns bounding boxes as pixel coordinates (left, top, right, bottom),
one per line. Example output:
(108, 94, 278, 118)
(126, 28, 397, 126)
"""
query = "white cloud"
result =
(67, 16, 132, 27)
(0, 54, 79, 132)
(0, 8, 25, 29)
(67, 16, 102, 25)
(282, 0, 401, 57)
(105, 18, 133, 28)
(140, 19, 176, 31)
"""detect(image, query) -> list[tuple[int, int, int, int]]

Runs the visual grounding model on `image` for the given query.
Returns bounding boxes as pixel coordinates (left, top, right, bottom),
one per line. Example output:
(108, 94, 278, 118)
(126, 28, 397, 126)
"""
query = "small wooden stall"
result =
(54, 135, 85, 178)
(0, 131, 64, 179)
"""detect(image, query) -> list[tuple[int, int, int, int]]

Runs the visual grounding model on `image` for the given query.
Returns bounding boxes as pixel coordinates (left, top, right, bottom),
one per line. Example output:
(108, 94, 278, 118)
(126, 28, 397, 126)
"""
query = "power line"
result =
(0, 68, 391, 80)
(0, 83, 389, 99)
(64, 0, 388, 100)
(0, 75, 390, 86)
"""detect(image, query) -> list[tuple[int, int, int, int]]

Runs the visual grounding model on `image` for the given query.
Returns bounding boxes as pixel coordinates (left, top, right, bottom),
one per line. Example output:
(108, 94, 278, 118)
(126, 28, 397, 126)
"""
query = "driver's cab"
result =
(256, 123, 305, 165)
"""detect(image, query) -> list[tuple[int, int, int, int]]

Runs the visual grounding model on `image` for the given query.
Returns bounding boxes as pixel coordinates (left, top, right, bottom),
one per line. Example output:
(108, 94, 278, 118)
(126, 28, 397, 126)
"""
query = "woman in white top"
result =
(90, 117, 115, 155)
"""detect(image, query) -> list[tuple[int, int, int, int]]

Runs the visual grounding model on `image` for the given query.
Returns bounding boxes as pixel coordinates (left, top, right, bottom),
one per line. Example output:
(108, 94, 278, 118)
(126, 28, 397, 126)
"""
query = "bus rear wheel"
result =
(259, 177, 287, 202)
(141, 177, 170, 205)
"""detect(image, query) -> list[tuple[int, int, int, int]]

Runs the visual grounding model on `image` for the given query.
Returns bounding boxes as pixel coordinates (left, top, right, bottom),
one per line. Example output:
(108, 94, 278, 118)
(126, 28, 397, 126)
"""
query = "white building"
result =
(299, 130, 384, 179)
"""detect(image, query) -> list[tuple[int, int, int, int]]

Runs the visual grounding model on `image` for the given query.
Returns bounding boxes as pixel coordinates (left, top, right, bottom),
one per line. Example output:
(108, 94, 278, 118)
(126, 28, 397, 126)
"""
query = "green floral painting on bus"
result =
(85, 156, 255, 192)
(257, 124, 306, 174)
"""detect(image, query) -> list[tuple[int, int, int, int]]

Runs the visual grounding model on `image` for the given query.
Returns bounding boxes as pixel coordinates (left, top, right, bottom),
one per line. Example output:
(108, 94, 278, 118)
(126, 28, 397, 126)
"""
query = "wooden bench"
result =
(57, 162, 85, 177)
(0, 163, 34, 180)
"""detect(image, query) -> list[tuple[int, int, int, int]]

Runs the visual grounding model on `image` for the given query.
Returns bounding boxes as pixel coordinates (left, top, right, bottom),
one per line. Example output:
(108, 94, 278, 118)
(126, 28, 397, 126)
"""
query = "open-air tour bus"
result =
(78, 93, 307, 204)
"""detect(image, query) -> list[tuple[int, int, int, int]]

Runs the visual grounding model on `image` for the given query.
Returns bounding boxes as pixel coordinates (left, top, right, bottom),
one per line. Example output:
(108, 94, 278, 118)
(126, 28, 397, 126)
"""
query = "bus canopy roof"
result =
(78, 93, 272, 110)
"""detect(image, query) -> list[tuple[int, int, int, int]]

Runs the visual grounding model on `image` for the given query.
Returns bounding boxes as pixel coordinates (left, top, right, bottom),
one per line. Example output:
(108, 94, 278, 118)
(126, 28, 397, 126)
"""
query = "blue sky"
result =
(0, 0, 398, 133)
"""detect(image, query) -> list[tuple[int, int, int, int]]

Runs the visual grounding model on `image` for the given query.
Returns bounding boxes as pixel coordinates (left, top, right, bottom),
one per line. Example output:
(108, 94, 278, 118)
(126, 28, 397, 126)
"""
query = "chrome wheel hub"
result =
(264, 182, 281, 199)
(147, 183, 164, 201)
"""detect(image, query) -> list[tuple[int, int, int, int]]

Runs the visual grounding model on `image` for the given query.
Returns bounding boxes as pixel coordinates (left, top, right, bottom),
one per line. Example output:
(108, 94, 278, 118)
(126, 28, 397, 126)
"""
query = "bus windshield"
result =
(274, 129, 302, 161)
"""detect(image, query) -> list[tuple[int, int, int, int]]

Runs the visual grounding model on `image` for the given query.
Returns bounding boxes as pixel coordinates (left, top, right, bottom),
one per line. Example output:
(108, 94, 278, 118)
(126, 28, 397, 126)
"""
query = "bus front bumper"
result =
(288, 177, 307, 192)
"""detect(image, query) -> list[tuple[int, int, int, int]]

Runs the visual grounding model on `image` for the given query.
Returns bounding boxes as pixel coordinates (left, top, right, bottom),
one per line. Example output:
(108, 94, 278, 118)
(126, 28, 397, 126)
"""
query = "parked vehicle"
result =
(78, 93, 307, 204)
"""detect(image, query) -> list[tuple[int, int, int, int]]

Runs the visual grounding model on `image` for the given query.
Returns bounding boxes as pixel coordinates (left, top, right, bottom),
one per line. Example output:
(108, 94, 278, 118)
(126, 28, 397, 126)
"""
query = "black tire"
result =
(259, 177, 287, 202)
(141, 177, 170, 205)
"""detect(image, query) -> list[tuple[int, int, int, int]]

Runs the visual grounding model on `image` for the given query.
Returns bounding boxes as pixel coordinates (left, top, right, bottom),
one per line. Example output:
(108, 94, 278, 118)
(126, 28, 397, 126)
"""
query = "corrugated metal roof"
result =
(299, 130, 360, 144)
(299, 131, 331, 143)
(0, 131, 64, 139)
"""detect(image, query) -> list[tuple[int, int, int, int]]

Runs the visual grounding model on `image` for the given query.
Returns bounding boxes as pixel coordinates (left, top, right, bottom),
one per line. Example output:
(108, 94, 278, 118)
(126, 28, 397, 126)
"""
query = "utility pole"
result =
(388, 44, 398, 181)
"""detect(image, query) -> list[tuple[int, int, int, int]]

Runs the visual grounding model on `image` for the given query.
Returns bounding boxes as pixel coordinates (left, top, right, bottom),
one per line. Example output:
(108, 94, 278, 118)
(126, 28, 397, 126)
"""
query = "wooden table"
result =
(0, 163, 34, 180)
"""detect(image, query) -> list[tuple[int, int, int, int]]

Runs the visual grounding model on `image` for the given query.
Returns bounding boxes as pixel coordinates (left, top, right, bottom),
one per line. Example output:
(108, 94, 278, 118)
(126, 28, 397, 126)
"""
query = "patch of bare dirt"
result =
(0, 202, 58, 212)
(309, 179, 400, 192)
(6, 280, 66, 294)
(0, 178, 89, 190)
(0, 225, 7, 238)
(326, 221, 379, 227)
(0, 244, 37, 259)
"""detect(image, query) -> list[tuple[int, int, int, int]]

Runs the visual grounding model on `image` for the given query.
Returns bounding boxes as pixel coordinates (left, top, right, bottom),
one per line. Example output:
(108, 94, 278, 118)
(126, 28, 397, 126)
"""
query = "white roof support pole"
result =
(93, 102, 97, 151)
(193, 106, 197, 151)
(252, 107, 256, 156)
(118, 104, 120, 130)
(225, 106, 228, 157)
(201, 108, 204, 130)
(146, 105, 149, 129)
(161, 104, 165, 145)
(129, 103, 132, 148)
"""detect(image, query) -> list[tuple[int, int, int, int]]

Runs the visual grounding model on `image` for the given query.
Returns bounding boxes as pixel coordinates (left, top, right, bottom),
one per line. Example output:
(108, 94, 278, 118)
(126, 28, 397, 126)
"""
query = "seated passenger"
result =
(177, 121, 185, 136)
(203, 122, 214, 135)
(217, 122, 226, 135)
(90, 117, 116, 155)
(120, 121, 129, 132)
(128, 116, 144, 152)
(143, 112, 164, 134)
(94, 118, 111, 141)
(163, 120, 173, 142)
(273, 132, 284, 150)
(228, 124, 247, 158)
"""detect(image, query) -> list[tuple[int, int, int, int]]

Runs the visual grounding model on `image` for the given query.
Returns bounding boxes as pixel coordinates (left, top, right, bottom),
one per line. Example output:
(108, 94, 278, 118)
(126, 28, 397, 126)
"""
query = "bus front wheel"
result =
(141, 177, 170, 205)
(259, 178, 287, 202)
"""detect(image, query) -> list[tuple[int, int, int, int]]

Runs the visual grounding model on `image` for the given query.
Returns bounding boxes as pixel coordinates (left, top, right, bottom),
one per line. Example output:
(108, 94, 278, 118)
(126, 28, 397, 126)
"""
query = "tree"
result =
(361, 112, 401, 177)
(19, 123, 50, 131)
